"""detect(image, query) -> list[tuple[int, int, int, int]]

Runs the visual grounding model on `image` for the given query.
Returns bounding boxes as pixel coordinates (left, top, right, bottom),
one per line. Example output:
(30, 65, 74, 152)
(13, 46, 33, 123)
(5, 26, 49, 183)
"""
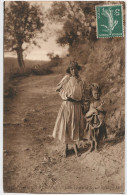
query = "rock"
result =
(39, 127, 47, 131)
(22, 118, 29, 122)
(3, 150, 8, 156)
(24, 148, 30, 151)
(91, 21, 96, 27)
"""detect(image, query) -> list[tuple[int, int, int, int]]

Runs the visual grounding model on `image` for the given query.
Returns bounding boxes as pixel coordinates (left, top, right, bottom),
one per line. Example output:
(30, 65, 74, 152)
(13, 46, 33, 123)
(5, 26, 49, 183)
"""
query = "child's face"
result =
(92, 90, 100, 100)
(70, 66, 79, 76)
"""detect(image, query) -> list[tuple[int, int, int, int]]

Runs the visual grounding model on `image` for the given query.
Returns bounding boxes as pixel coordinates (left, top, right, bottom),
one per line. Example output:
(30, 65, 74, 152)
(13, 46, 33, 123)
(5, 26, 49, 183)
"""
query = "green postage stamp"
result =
(96, 4, 124, 38)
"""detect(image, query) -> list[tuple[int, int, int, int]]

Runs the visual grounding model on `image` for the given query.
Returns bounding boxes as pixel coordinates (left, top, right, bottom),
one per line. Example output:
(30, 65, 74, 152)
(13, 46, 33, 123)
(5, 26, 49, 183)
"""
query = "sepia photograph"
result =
(3, 1, 125, 193)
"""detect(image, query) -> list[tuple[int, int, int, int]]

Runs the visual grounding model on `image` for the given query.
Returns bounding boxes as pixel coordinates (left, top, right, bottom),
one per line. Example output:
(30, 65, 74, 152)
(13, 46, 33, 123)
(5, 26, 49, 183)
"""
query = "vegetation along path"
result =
(3, 74, 125, 193)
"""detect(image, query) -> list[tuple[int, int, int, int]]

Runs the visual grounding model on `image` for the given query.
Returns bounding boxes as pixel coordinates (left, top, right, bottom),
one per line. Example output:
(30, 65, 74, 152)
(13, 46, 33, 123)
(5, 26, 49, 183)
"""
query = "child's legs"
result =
(103, 124, 107, 139)
(94, 128, 99, 150)
(63, 144, 68, 157)
(89, 129, 94, 151)
(89, 140, 94, 152)
(94, 139, 98, 151)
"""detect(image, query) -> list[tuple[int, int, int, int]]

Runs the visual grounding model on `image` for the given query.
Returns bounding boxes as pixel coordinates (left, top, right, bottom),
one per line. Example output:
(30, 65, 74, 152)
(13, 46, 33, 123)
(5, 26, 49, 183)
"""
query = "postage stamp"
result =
(96, 4, 124, 38)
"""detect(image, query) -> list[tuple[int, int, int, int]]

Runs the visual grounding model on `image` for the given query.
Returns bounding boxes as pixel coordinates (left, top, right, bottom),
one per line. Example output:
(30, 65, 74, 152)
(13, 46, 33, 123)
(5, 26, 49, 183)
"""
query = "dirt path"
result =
(3, 74, 125, 193)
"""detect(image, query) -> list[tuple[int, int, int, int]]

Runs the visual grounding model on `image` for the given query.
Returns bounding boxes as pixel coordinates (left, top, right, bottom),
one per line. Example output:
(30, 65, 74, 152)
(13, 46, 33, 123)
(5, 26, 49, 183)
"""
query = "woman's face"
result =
(70, 66, 79, 77)
(92, 90, 100, 100)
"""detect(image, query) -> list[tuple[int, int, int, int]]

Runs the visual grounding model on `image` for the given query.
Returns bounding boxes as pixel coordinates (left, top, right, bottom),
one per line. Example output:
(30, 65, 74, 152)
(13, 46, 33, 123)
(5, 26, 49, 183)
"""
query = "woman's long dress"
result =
(53, 74, 85, 144)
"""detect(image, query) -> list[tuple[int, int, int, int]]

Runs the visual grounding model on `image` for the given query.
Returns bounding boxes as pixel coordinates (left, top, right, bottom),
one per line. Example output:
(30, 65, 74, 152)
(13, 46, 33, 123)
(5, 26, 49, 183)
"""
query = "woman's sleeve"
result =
(56, 74, 70, 92)
(81, 81, 86, 100)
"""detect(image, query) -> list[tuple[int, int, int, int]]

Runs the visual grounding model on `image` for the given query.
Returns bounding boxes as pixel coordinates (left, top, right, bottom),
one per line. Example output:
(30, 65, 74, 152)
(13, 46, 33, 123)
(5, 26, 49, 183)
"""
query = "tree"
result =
(47, 52, 61, 67)
(47, 1, 106, 47)
(47, 2, 108, 63)
(4, 2, 44, 68)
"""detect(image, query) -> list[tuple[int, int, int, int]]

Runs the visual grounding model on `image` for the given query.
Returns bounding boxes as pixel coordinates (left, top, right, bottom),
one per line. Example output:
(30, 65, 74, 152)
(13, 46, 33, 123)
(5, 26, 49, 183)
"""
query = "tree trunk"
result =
(16, 46, 25, 71)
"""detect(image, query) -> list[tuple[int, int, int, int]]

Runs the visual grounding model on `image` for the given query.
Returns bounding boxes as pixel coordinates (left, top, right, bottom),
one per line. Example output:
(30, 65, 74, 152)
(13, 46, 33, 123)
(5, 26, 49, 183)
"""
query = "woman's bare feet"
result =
(73, 144, 80, 157)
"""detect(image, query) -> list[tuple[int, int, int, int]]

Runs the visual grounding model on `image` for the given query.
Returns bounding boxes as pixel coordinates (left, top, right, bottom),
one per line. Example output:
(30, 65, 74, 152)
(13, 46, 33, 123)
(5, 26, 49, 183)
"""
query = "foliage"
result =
(47, 2, 104, 47)
(48, 1, 124, 48)
(4, 57, 52, 79)
(47, 52, 61, 67)
(31, 64, 53, 75)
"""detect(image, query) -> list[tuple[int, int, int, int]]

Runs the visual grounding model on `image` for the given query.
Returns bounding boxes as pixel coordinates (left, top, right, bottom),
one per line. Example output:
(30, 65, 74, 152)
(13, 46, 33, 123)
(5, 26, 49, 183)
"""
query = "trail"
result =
(3, 74, 125, 193)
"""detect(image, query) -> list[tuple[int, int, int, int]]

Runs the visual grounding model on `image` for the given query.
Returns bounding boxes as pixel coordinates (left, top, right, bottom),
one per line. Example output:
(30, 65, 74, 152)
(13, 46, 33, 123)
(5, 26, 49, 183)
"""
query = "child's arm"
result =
(96, 101, 106, 113)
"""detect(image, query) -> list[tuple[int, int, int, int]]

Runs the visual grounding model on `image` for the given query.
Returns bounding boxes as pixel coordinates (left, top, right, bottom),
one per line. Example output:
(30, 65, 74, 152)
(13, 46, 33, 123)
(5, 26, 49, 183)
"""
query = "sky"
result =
(4, 1, 69, 61)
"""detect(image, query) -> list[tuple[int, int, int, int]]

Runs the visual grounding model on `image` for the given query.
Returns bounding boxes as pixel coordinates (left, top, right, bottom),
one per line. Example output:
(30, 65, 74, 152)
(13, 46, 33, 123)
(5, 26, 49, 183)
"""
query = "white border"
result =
(0, 1, 126, 195)
(0, 0, 3, 195)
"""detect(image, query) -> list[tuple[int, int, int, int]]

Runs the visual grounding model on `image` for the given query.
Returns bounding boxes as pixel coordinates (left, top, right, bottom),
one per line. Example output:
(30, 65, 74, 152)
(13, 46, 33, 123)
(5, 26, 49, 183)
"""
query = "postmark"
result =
(96, 4, 124, 38)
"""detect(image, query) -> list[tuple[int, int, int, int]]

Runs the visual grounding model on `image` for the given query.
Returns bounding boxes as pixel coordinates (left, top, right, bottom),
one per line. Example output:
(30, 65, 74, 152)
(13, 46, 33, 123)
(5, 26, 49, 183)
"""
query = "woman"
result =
(53, 61, 85, 157)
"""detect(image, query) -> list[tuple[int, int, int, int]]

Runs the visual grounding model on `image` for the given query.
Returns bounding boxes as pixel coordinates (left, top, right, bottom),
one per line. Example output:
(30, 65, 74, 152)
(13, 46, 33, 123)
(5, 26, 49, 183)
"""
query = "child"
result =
(84, 83, 107, 151)
(53, 61, 85, 157)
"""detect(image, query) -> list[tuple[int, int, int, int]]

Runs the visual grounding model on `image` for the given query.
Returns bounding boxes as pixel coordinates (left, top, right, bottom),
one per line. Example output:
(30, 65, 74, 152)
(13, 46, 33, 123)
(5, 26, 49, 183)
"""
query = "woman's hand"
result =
(67, 97, 74, 102)
(92, 108, 98, 115)
(56, 86, 62, 92)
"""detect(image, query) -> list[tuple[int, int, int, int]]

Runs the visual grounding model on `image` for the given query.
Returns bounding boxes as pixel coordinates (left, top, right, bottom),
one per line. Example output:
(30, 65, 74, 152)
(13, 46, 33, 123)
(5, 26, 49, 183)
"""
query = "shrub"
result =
(31, 64, 53, 75)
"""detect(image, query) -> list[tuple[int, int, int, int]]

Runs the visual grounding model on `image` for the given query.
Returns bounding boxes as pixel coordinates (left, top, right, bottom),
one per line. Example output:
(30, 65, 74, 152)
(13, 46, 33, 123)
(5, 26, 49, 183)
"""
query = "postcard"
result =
(3, 1, 125, 193)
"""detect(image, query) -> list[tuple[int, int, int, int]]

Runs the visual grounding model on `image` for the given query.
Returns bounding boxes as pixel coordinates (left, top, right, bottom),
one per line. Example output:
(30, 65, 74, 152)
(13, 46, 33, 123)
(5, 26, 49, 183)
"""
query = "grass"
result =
(4, 57, 55, 82)
(4, 57, 53, 97)
(4, 57, 48, 72)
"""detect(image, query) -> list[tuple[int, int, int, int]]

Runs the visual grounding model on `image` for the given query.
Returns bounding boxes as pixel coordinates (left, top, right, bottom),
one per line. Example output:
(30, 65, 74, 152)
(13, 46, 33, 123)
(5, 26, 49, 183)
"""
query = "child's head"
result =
(66, 61, 81, 76)
(90, 83, 101, 100)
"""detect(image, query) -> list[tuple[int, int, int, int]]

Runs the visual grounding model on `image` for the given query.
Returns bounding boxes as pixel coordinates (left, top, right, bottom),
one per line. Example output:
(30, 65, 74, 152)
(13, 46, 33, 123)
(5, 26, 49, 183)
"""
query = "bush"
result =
(31, 64, 53, 75)
(10, 68, 32, 79)
(4, 84, 17, 98)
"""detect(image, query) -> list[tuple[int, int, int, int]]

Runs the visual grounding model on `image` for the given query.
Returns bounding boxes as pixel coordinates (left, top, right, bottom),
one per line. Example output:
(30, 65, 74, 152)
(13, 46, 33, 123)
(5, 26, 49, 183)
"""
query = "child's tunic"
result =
(84, 99, 106, 140)
(53, 74, 85, 144)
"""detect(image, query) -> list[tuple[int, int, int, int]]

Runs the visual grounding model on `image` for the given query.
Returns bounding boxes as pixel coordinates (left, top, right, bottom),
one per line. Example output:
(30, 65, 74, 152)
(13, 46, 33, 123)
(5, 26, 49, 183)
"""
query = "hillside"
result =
(81, 38, 125, 136)
(56, 38, 125, 136)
